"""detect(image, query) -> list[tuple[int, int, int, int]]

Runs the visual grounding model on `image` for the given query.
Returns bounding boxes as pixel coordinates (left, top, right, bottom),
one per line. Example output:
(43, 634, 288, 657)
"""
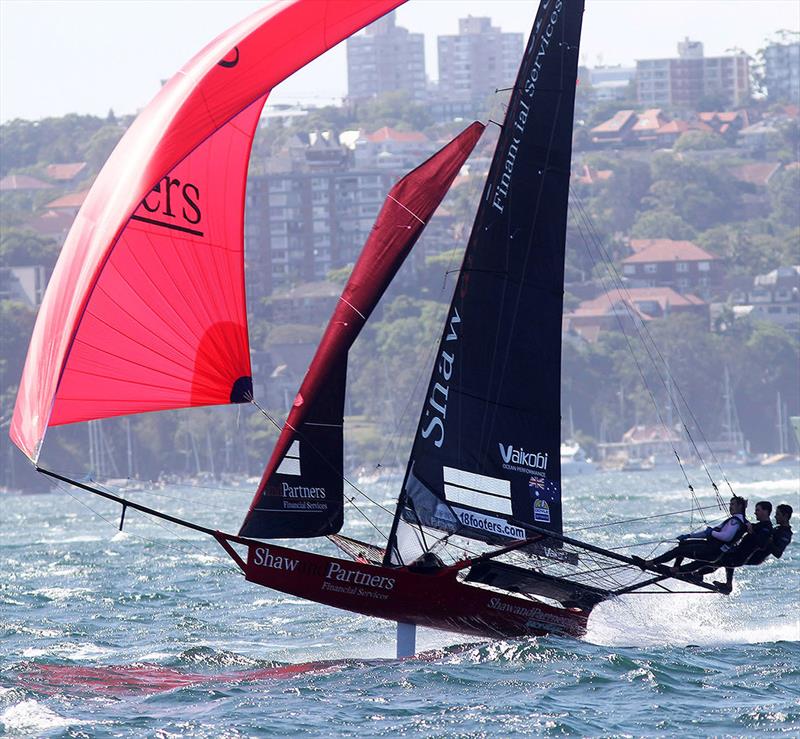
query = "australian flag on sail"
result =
(388, 0, 584, 560)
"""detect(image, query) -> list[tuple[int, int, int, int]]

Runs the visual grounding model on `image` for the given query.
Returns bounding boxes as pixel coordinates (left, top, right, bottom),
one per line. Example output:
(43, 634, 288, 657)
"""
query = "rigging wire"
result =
(569, 188, 730, 510)
(88, 477, 248, 516)
(51, 477, 237, 566)
(565, 503, 723, 533)
(568, 191, 722, 519)
(247, 395, 396, 521)
(370, 234, 469, 475)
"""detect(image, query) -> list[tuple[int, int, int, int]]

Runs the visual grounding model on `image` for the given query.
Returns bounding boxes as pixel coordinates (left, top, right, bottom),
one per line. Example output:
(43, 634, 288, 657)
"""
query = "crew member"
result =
(640, 496, 748, 573)
(713, 503, 793, 594)
(678, 500, 773, 581)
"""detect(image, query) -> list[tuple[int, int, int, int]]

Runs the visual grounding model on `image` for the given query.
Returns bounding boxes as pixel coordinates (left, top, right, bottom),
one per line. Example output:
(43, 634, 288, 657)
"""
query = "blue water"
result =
(1, 465, 798, 736)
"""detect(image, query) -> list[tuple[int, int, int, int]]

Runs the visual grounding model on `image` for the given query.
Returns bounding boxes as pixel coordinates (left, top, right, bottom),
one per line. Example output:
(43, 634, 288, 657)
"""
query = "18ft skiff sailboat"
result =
(11, 0, 723, 655)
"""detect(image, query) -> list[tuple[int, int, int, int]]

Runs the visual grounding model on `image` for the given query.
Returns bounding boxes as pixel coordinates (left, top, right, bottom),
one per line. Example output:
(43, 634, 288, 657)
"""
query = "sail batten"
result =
(239, 123, 485, 539)
(387, 0, 585, 564)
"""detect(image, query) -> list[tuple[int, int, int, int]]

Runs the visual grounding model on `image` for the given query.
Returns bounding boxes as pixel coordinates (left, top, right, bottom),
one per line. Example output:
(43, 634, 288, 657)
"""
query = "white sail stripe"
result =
(287, 440, 300, 457)
(442, 466, 510, 497)
(338, 296, 366, 320)
(386, 194, 425, 224)
(444, 484, 512, 515)
(276, 457, 300, 476)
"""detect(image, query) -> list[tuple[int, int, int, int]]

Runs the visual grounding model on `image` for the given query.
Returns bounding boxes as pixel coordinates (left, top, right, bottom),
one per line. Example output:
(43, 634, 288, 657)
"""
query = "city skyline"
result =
(1, 0, 799, 123)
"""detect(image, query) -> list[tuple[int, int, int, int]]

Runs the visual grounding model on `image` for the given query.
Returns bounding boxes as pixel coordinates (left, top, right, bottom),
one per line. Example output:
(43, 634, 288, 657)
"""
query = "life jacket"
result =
(716, 514, 747, 552)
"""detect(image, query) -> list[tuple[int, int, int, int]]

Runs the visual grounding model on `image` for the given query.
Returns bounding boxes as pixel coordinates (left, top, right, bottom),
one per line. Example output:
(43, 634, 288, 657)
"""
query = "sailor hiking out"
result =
(639, 496, 748, 574)
(677, 500, 773, 579)
(710, 502, 794, 593)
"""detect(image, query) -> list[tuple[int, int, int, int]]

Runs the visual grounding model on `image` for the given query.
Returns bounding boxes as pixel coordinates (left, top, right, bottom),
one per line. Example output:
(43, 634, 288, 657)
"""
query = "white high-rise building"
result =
(764, 41, 800, 104)
(346, 12, 426, 104)
(637, 38, 750, 109)
(437, 16, 523, 115)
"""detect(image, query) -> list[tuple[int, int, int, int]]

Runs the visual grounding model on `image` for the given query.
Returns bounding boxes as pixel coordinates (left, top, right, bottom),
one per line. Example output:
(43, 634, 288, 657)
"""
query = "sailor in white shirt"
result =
(640, 496, 748, 574)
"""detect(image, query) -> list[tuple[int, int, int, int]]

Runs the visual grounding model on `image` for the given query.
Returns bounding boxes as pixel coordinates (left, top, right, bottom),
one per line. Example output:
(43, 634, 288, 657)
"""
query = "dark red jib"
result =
(240, 122, 485, 539)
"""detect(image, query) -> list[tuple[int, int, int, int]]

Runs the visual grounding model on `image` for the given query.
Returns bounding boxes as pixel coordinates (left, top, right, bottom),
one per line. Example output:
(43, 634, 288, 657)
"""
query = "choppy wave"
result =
(2, 467, 799, 736)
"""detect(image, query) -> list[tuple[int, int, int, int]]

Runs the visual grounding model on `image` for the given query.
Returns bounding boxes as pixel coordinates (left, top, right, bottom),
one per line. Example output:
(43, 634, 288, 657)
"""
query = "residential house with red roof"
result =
(656, 118, 716, 147)
(563, 286, 707, 342)
(24, 209, 76, 241)
(727, 161, 783, 218)
(0, 174, 53, 191)
(589, 110, 637, 146)
(43, 189, 89, 216)
(697, 111, 749, 139)
(572, 164, 613, 186)
(630, 108, 669, 144)
(622, 239, 722, 294)
(45, 162, 87, 182)
(351, 126, 433, 168)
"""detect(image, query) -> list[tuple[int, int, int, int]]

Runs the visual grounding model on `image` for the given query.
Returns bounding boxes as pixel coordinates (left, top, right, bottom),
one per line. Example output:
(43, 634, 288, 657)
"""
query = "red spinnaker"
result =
(11, 0, 404, 463)
(239, 122, 485, 538)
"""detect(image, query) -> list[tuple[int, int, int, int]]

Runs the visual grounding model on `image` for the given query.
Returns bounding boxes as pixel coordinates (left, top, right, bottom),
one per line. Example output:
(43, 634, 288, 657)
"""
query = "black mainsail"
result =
(387, 0, 585, 565)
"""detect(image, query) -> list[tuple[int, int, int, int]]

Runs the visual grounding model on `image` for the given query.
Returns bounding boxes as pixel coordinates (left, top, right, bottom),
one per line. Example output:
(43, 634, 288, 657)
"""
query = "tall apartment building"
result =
(437, 16, 523, 116)
(637, 39, 750, 109)
(244, 131, 462, 307)
(764, 41, 800, 103)
(246, 167, 396, 303)
(346, 12, 426, 104)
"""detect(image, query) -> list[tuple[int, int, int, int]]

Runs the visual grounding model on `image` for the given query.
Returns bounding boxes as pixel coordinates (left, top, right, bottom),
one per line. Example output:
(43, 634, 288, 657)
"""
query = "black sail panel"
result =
(388, 0, 585, 561)
(239, 361, 346, 538)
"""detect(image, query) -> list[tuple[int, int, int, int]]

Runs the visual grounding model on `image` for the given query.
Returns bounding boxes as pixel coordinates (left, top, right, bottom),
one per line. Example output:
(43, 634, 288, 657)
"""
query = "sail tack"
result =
(10, 0, 405, 463)
(240, 122, 485, 539)
(388, 0, 586, 563)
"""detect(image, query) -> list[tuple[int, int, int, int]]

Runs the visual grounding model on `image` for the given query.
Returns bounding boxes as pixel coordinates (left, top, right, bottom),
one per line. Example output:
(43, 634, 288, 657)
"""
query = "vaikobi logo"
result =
(499, 443, 548, 474)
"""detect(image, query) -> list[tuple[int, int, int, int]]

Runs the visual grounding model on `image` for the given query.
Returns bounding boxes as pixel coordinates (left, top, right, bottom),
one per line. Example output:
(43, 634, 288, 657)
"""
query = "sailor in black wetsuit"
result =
(678, 500, 773, 580)
(643, 496, 748, 573)
(713, 503, 793, 594)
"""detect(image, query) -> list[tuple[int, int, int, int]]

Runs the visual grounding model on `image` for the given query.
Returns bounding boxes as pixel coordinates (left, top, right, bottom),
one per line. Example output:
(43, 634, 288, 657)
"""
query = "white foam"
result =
(31, 587, 90, 602)
(0, 700, 81, 732)
(21, 642, 115, 661)
(585, 591, 800, 647)
(727, 477, 800, 493)
(52, 535, 104, 543)
(185, 553, 219, 565)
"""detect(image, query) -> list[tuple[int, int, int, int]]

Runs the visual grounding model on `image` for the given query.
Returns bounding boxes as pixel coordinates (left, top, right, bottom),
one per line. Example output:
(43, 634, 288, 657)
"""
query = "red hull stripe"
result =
(242, 542, 589, 639)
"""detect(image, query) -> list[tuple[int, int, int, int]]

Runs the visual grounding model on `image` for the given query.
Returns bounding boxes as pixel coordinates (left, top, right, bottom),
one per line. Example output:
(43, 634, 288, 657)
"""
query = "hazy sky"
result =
(1, 0, 798, 122)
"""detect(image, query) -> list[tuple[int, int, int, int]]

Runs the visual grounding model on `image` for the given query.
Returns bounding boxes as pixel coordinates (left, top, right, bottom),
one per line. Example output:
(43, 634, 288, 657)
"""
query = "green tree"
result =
(0, 228, 59, 268)
(630, 210, 696, 240)
(768, 166, 800, 228)
(698, 223, 793, 275)
(673, 130, 727, 151)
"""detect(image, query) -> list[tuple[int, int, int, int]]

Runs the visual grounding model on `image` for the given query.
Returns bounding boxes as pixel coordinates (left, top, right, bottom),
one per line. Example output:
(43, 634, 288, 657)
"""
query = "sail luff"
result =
(387, 0, 586, 564)
(239, 123, 485, 538)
